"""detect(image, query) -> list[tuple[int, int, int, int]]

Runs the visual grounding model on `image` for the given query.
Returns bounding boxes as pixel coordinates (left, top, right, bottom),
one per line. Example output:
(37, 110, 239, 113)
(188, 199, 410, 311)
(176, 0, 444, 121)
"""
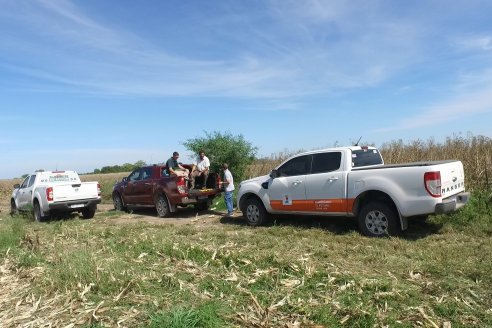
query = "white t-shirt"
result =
(223, 169, 234, 192)
(194, 155, 210, 172)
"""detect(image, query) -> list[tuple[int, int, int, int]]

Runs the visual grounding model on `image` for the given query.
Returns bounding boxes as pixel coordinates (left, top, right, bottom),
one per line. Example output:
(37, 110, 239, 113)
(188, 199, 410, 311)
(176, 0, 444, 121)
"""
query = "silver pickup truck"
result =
(237, 146, 470, 237)
(11, 170, 101, 221)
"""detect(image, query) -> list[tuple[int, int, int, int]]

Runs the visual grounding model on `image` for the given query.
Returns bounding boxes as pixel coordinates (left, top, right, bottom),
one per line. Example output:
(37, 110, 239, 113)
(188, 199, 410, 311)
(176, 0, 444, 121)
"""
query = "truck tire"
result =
(10, 199, 18, 216)
(113, 193, 126, 212)
(244, 198, 268, 226)
(33, 201, 48, 222)
(82, 206, 96, 219)
(155, 194, 170, 218)
(358, 201, 400, 237)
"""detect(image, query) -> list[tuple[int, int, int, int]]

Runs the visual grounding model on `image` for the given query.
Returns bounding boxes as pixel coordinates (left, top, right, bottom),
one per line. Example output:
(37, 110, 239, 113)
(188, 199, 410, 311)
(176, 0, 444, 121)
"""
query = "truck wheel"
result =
(156, 194, 170, 218)
(10, 199, 18, 216)
(33, 201, 47, 222)
(81, 206, 96, 219)
(358, 202, 400, 237)
(113, 193, 126, 211)
(244, 198, 267, 226)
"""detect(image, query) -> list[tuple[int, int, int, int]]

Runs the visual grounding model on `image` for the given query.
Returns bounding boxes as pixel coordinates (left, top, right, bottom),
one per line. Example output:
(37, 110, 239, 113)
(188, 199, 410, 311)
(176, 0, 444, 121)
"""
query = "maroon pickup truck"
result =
(112, 164, 221, 217)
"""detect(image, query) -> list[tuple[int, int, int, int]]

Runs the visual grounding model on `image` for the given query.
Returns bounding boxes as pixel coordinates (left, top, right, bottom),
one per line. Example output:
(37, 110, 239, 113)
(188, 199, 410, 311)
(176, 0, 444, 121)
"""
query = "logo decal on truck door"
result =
(282, 194, 292, 205)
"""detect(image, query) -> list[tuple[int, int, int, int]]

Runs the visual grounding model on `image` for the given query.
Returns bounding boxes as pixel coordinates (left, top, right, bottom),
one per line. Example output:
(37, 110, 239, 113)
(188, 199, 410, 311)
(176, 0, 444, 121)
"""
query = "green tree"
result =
(183, 131, 258, 182)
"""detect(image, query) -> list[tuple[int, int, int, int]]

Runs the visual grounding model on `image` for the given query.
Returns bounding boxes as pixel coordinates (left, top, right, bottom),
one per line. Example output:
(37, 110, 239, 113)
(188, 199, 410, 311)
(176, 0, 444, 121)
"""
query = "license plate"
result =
(71, 204, 84, 208)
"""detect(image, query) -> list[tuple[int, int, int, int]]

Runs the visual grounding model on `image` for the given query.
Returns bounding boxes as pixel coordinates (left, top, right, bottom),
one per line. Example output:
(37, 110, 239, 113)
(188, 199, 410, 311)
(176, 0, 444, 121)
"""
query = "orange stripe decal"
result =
(270, 198, 355, 213)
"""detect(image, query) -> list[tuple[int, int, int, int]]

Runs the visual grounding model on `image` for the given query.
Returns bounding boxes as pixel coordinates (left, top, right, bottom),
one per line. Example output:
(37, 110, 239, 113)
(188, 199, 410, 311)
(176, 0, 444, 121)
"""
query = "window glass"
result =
(352, 149, 383, 167)
(311, 152, 342, 174)
(20, 176, 29, 188)
(142, 168, 153, 180)
(128, 170, 142, 181)
(27, 175, 37, 187)
(277, 155, 310, 177)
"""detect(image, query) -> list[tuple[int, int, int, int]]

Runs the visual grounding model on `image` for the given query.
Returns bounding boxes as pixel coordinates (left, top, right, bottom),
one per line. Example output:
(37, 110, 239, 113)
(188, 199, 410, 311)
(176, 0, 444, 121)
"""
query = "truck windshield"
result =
(352, 149, 383, 167)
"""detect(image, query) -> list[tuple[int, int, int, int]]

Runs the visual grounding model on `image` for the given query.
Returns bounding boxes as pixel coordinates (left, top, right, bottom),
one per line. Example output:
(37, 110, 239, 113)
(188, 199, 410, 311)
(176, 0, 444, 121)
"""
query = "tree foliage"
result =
(183, 131, 258, 182)
(93, 160, 146, 174)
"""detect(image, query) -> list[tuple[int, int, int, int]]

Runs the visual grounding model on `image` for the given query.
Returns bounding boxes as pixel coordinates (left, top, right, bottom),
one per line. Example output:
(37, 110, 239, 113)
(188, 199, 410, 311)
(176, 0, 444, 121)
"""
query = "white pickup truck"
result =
(10, 170, 101, 221)
(237, 146, 470, 237)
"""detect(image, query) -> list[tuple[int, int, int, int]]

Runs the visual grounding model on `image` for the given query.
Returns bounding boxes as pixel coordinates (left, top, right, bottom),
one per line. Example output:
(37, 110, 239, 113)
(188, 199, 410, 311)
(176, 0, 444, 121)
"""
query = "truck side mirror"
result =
(270, 169, 279, 179)
(13, 183, 20, 189)
(122, 177, 128, 182)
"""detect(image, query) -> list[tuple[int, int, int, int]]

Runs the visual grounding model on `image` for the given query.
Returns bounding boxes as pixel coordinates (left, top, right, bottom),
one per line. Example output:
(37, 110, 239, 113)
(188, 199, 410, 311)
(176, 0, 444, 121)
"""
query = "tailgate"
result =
(189, 188, 221, 199)
(439, 161, 465, 198)
(52, 182, 99, 202)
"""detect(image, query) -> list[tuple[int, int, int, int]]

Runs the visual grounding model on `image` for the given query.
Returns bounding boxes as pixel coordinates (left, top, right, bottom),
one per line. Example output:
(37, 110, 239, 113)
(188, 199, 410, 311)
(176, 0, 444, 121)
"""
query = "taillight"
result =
(46, 187, 54, 201)
(97, 183, 101, 196)
(176, 177, 186, 194)
(424, 171, 441, 198)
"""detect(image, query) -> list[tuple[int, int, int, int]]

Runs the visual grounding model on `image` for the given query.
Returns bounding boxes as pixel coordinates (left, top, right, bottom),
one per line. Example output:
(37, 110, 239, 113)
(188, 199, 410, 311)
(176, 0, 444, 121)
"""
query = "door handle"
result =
(328, 177, 339, 181)
(144, 183, 151, 186)
(293, 180, 302, 185)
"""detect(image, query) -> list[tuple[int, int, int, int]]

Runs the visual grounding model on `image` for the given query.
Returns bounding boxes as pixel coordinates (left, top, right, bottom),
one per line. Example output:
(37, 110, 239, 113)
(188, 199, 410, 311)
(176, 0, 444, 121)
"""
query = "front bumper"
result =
(435, 192, 470, 214)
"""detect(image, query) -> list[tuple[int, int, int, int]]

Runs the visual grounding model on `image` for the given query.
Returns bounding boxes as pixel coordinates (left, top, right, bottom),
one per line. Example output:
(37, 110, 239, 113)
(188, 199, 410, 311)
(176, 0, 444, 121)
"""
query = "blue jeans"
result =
(224, 191, 233, 214)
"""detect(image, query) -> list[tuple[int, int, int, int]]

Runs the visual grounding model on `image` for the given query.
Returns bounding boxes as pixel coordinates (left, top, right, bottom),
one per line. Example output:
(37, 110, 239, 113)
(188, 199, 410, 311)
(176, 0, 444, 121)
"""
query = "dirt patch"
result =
(99, 203, 238, 226)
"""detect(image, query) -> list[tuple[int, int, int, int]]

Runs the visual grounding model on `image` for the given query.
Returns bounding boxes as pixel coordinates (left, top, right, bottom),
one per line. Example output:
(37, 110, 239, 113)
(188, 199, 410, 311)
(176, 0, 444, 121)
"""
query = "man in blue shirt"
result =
(166, 152, 189, 178)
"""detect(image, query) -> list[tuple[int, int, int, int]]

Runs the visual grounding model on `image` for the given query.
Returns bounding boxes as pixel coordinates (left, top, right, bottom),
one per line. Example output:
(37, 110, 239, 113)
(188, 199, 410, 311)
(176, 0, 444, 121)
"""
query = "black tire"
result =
(113, 193, 126, 211)
(33, 201, 47, 222)
(358, 201, 400, 237)
(195, 202, 209, 211)
(243, 198, 268, 226)
(81, 206, 96, 219)
(10, 199, 18, 216)
(155, 194, 170, 218)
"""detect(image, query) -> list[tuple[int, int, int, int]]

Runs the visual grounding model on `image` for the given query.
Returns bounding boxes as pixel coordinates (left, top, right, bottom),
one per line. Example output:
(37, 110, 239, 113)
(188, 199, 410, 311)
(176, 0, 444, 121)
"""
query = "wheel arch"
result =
(239, 192, 264, 213)
(153, 190, 175, 213)
(352, 190, 407, 231)
(112, 190, 126, 206)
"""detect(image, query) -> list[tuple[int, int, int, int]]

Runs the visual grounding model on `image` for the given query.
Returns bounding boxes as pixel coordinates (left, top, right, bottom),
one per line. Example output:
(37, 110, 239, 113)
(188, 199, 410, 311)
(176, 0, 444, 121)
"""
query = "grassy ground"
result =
(1, 192, 491, 327)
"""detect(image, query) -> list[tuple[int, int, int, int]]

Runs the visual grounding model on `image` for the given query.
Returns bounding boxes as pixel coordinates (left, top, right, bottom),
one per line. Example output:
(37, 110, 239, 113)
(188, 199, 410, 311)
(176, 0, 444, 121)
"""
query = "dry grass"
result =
(1, 211, 491, 327)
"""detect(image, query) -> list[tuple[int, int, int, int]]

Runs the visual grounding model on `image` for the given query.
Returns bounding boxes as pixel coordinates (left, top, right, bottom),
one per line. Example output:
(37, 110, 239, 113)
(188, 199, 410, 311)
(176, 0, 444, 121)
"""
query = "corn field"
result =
(245, 134, 492, 192)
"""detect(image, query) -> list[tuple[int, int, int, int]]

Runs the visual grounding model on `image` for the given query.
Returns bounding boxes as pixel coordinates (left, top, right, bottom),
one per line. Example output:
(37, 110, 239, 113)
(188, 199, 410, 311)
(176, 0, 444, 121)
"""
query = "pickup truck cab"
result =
(112, 164, 222, 217)
(11, 170, 101, 221)
(237, 146, 470, 237)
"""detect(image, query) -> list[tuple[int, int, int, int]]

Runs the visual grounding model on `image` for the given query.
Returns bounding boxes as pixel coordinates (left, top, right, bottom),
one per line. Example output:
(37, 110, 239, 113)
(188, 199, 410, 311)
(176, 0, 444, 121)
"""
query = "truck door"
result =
(268, 155, 309, 212)
(304, 152, 349, 214)
(124, 169, 142, 204)
(133, 167, 154, 204)
(16, 176, 31, 209)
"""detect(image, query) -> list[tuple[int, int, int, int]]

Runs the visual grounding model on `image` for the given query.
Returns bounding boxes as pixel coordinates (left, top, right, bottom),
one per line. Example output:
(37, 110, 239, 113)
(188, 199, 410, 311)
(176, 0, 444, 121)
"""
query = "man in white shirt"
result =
(219, 163, 235, 216)
(190, 150, 210, 189)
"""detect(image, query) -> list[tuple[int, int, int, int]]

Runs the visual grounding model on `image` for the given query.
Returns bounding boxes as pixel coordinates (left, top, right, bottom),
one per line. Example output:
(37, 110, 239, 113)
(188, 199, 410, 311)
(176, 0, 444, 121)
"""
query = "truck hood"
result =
(241, 174, 270, 186)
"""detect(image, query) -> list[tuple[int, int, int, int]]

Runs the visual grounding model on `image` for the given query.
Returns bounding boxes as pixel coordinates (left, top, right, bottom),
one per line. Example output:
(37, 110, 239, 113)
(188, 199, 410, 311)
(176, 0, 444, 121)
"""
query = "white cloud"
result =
(373, 86, 492, 132)
(0, 0, 430, 99)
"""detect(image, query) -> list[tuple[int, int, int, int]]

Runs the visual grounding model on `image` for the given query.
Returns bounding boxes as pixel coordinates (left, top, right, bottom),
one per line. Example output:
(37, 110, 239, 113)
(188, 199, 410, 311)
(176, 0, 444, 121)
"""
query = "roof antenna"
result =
(354, 136, 362, 146)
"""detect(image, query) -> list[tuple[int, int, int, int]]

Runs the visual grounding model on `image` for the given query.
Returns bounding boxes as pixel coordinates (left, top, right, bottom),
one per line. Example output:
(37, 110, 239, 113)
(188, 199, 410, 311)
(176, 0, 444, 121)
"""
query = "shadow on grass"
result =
(220, 213, 444, 240)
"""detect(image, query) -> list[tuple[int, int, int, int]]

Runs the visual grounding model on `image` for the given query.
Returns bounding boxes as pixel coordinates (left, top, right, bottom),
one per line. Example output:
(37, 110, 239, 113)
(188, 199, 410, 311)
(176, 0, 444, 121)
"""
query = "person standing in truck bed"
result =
(190, 150, 210, 189)
(166, 151, 189, 178)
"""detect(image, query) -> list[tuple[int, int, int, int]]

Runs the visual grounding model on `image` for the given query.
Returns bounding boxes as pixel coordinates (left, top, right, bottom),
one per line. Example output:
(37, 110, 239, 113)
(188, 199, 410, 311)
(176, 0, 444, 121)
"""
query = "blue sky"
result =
(1, 0, 492, 179)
